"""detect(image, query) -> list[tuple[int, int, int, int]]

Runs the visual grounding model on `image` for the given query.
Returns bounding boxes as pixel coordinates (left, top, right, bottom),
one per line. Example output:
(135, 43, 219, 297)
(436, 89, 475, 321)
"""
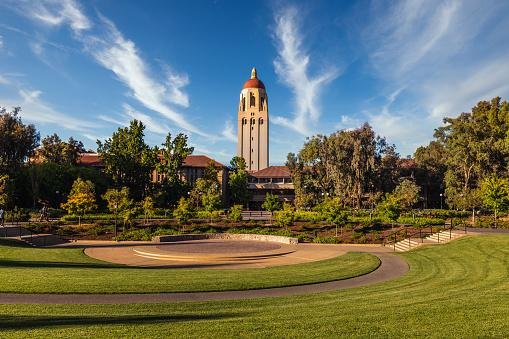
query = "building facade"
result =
(237, 67, 269, 172)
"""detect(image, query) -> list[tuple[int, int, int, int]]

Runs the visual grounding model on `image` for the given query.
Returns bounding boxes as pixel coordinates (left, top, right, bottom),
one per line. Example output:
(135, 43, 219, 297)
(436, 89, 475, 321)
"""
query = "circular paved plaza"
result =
(83, 239, 377, 269)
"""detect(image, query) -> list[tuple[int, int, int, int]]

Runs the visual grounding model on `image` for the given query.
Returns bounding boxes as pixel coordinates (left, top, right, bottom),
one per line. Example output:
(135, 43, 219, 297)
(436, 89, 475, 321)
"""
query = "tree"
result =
(228, 156, 250, 205)
(142, 196, 155, 225)
(414, 141, 447, 208)
(229, 204, 243, 222)
(202, 191, 222, 213)
(377, 194, 401, 228)
(97, 120, 157, 199)
(103, 187, 132, 236)
(157, 132, 194, 184)
(274, 202, 295, 228)
(61, 178, 96, 226)
(156, 133, 194, 206)
(189, 161, 221, 208)
(262, 193, 281, 212)
(0, 107, 39, 175)
(322, 197, 348, 236)
(288, 123, 398, 209)
(40, 133, 85, 165)
(434, 97, 509, 209)
(173, 197, 193, 225)
(480, 176, 509, 224)
(392, 179, 421, 211)
(0, 175, 9, 206)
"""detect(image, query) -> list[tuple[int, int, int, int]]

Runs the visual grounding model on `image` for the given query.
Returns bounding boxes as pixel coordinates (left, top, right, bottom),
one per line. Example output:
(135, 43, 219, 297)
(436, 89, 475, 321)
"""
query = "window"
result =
(259, 118, 264, 125)
(250, 118, 255, 124)
(241, 96, 246, 111)
(260, 96, 265, 110)
(250, 92, 255, 107)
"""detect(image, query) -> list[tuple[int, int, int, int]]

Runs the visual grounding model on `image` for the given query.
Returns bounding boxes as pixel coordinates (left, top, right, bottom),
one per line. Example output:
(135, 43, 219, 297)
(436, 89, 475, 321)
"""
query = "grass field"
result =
(0, 239, 379, 293)
(0, 235, 508, 337)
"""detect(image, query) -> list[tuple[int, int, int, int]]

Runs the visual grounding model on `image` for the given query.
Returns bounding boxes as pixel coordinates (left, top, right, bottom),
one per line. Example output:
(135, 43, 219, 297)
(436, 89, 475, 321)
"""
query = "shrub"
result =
(152, 227, 180, 236)
(397, 216, 445, 227)
(274, 203, 295, 228)
(113, 228, 152, 241)
(229, 205, 243, 222)
(294, 211, 324, 222)
(313, 236, 339, 244)
(5, 207, 30, 222)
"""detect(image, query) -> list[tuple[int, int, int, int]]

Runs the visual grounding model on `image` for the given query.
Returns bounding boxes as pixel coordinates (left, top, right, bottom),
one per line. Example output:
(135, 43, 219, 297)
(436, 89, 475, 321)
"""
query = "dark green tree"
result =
(97, 120, 157, 200)
(435, 97, 509, 209)
(40, 133, 85, 165)
(228, 156, 250, 205)
(155, 132, 194, 207)
(0, 107, 39, 175)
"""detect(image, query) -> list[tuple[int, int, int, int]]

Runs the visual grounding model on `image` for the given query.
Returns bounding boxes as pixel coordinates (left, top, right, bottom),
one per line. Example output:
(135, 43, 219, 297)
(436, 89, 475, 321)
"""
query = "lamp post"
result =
(440, 193, 443, 210)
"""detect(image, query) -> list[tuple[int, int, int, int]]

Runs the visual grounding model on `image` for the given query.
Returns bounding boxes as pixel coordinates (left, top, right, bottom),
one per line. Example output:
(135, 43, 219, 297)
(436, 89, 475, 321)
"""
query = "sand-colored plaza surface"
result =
(83, 239, 391, 269)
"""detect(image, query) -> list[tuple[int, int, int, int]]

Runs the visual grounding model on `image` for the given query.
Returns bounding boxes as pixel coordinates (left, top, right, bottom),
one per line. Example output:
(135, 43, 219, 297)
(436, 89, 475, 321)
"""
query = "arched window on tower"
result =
(259, 118, 264, 125)
(241, 96, 246, 111)
(250, 118, 255, 125)
(250, 92, 255, 107)
(242, 118, 247, 125)
(260, 96, 265, 110)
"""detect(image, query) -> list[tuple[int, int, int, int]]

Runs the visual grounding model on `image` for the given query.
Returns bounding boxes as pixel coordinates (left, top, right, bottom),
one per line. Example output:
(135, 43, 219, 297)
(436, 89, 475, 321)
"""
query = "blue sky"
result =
(1, 0, 509, 164)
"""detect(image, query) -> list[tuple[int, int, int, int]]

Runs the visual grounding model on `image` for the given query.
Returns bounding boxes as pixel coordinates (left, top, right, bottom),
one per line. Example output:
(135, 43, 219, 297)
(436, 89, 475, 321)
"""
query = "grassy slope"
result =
(0, 239, 379, 293)
(0, 235, 508, 338)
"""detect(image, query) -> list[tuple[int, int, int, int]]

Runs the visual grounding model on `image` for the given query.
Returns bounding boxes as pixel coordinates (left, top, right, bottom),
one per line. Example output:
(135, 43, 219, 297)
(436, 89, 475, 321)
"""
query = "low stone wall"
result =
(153, 233, 299, 245)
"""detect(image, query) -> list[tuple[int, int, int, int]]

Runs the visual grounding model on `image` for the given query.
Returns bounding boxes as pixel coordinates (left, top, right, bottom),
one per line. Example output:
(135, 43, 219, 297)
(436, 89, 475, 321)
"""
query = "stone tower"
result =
(237, 67, 269, 171)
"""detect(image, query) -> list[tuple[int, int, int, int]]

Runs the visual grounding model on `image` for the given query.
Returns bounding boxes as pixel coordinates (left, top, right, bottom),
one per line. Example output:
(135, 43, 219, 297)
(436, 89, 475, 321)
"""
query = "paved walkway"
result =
(0, 250, 408, 304)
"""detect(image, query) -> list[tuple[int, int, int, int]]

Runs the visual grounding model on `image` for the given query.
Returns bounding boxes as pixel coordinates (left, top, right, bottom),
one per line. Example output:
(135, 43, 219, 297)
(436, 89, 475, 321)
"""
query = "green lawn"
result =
(0, 235, 508, 338)
(0, 239, 379, 293)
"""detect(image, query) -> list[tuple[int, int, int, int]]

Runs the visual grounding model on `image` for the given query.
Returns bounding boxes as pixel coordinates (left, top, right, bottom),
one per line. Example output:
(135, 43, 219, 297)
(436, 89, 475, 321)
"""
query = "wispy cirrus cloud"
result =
(122, 104, 171, 135)
(1, 88, 98, 133)
(6, 0, 91, 33)
(220, 120, 237, 143)
(5, 0, 208, 138)
(80, 15, 205, 136)
(272, 6, 339, 135)
(361, 0, 509, 155)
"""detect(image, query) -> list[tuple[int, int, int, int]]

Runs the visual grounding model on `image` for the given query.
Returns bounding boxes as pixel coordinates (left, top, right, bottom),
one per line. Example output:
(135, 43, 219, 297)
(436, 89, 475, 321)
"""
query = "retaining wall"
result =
(153, 233, 298, 245)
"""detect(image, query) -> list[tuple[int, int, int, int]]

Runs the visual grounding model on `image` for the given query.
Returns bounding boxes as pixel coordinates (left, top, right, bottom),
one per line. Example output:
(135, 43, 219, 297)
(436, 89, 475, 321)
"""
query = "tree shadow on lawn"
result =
(0, 260, 121, 269)
(0, 312, 245, 330)
(0, 259, 259, 270)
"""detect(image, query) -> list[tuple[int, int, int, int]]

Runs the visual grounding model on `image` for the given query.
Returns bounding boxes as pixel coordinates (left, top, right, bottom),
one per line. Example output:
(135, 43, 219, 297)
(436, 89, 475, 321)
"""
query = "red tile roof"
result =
(250, 166, 291, 178)
(77, 153, 224, 168)
(182, 155, 224, 168)
(77, 153, 102, 167)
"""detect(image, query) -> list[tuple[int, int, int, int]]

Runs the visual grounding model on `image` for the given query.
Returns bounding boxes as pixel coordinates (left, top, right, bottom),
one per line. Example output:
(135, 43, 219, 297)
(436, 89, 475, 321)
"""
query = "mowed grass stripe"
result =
(0, 236, 507, 337)
(0, 239, 379, 293)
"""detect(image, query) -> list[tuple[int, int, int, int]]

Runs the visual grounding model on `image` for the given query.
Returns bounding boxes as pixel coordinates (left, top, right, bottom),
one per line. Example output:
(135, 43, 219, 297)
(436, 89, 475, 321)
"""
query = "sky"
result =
(1, 0, 509, 164)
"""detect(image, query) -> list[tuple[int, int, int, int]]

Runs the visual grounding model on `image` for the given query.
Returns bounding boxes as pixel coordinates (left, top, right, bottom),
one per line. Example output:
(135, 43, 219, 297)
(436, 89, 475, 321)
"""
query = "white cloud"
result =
(362, 0, 509, 153)
(335, 115, 362, 131)
(220, 120, 237, 143)
(80, 15, 206, 136)
(0, 88, 98, 133)
(164, 67, 190, 108)
(122, 104, 170, 135)
(272, 6, 339, 135)
(0, 75, 9, 85)
(6, 1, 208, 138)
(98, 114, 126, 126)
(21, 0, 91, 33)
(0, 35, 3, 50)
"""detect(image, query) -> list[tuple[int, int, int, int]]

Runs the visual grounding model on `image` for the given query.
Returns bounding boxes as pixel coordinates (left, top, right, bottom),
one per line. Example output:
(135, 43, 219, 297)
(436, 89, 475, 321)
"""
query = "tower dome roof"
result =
(242, 67, 265, 89)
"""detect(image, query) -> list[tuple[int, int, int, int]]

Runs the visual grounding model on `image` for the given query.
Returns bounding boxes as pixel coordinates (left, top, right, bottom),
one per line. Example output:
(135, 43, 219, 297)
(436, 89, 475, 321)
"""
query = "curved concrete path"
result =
(0, 251, 408, 304)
